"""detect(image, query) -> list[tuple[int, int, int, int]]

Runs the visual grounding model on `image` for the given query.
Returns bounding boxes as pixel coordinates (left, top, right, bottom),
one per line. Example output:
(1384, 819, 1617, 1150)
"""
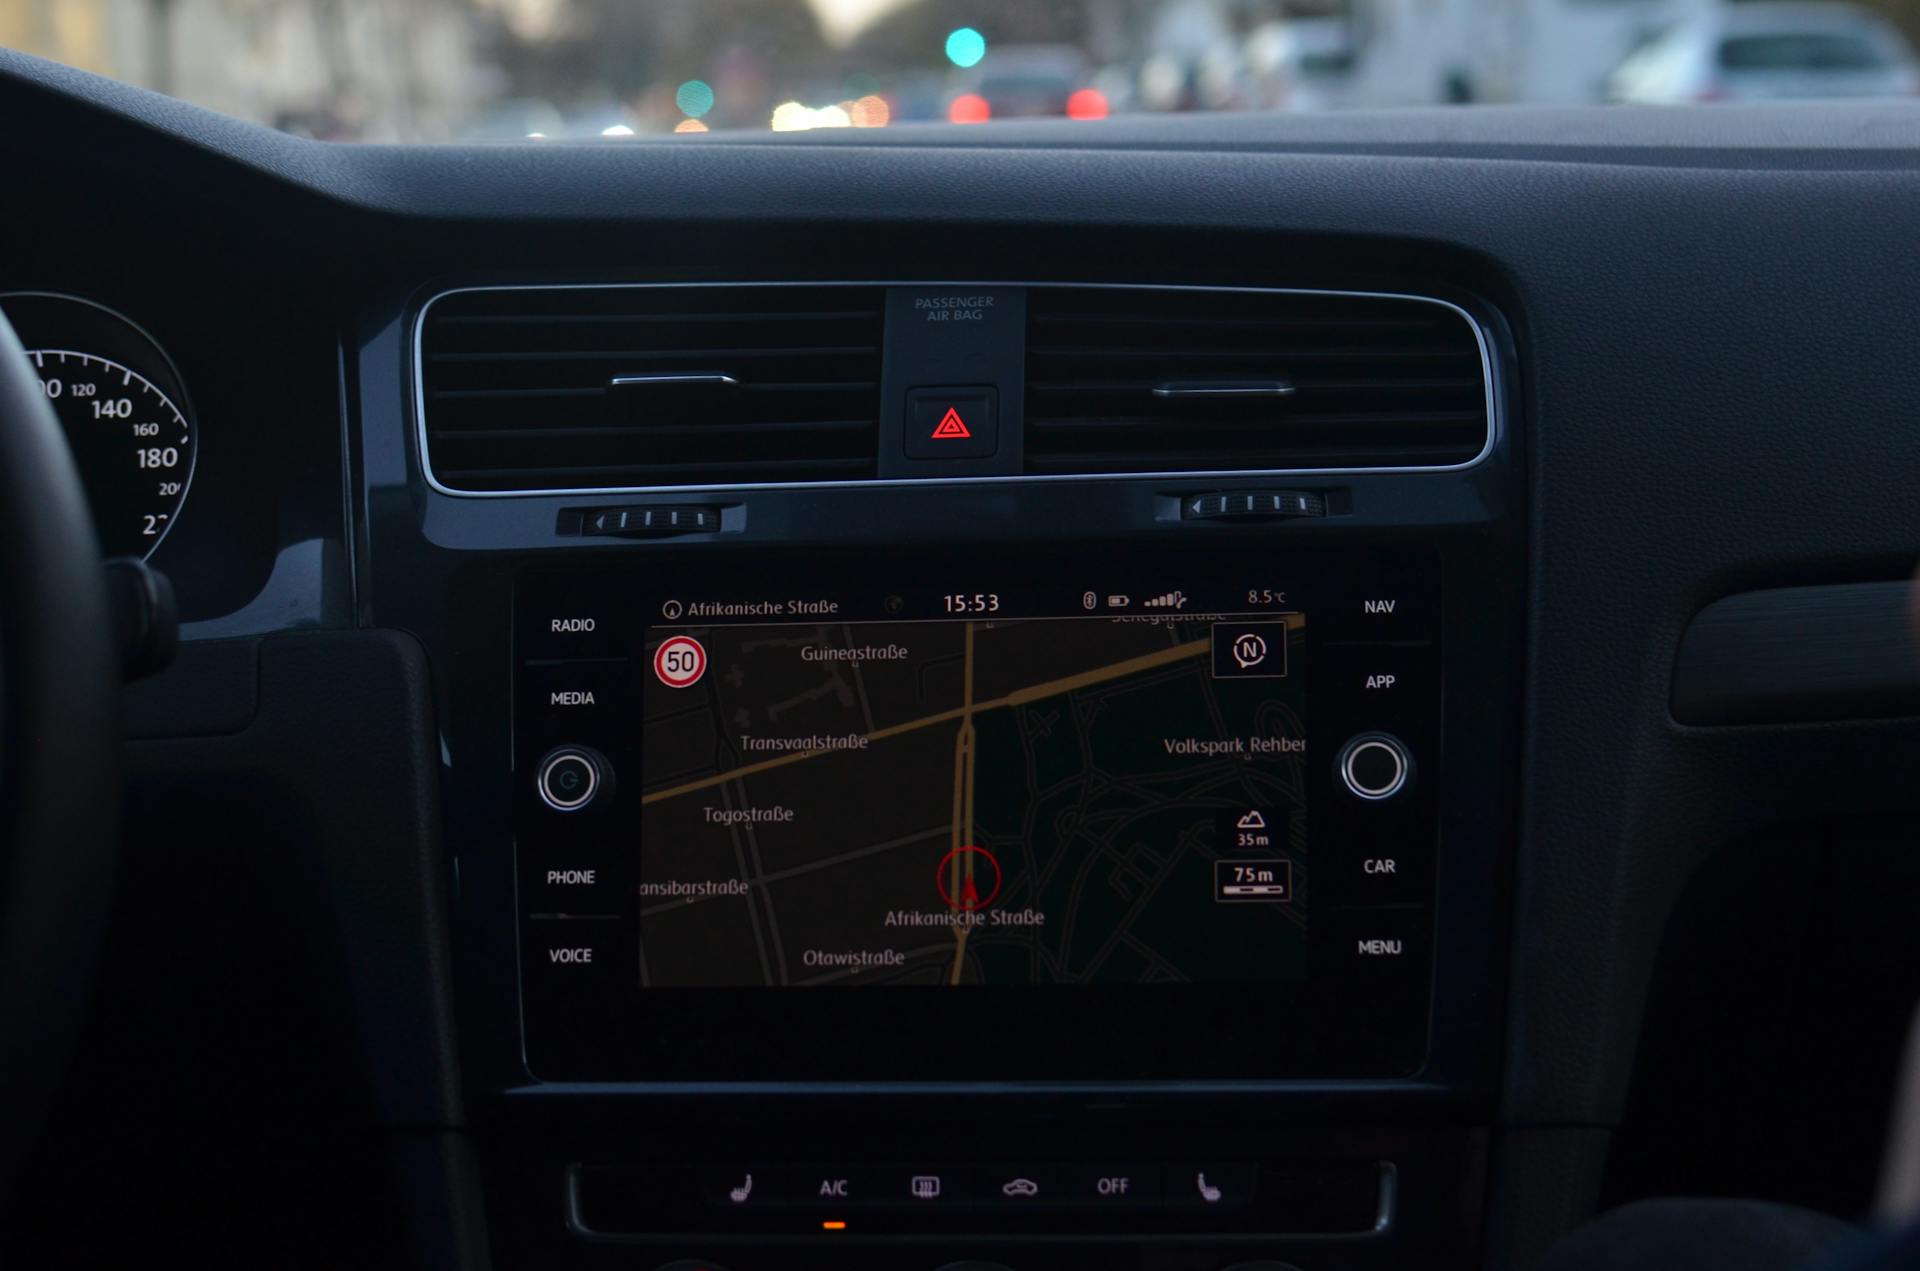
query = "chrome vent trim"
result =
(412, 282, 1498, 498)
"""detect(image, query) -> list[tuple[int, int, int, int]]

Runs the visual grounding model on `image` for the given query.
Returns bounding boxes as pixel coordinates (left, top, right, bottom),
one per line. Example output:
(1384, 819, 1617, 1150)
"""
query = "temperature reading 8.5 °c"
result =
(31, 349, 195, 559)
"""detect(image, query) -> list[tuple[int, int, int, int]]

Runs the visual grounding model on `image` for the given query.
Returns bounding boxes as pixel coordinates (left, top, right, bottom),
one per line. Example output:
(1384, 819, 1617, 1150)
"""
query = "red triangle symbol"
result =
(931, 407, 972, 439)
(960, 880, 981, 907)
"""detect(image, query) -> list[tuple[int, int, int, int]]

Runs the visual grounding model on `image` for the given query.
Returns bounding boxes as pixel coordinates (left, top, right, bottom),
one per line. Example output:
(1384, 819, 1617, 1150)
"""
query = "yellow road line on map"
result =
(640, 635, 1211, 806)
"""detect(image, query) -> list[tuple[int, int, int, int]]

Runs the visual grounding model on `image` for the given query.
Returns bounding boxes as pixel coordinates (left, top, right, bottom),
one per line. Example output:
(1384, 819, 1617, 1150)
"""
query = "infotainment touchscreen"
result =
(515, 547, 1439, 1079)
(635, 589, 1308, 988)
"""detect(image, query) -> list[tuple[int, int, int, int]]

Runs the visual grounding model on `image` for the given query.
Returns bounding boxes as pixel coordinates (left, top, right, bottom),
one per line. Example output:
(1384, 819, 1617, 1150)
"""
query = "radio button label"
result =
(521, 607, 620, 660)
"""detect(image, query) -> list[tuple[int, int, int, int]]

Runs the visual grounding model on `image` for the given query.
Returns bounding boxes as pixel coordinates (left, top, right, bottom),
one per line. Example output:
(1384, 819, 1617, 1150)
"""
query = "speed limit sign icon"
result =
(653, 635, 707, 689)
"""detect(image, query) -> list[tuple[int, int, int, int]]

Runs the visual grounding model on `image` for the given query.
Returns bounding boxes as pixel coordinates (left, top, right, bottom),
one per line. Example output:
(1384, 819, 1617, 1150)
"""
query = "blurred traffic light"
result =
(945, 27, 987, 68)
(948, 92, 991, 123)
(1066, 87, 1109, 119)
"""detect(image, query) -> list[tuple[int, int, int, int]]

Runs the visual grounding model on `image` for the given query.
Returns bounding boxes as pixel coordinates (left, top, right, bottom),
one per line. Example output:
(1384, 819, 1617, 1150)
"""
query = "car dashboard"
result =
(4, 48, 1920, 1271)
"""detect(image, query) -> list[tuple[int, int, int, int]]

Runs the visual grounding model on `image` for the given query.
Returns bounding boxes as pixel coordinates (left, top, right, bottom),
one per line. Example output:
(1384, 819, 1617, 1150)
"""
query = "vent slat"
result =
(1028, 410, 1486, 430)
(1031, 312, 1437, 331)
(1023, 288, 1488, 475)
(1026, 444, 1478, 473)
(434, 420, 874, 442)
(428, 345, 878, 364)
(430, 381, 877, 402)
(420, 285, 884, 492)
(1029, 377, 1481, 394)
(1030, 345, 1470, 360)
(436, 309, 880, 327)
(436, 457, 872, 485)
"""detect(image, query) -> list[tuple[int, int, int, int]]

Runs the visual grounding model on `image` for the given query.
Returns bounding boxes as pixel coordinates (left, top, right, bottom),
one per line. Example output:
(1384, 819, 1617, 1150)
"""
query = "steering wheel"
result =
(0, 304, 120, 1202)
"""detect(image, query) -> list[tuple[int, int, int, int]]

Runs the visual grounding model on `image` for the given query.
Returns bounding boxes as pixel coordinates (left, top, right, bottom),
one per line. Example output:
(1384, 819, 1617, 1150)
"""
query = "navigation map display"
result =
(636, 585, 1309, 988)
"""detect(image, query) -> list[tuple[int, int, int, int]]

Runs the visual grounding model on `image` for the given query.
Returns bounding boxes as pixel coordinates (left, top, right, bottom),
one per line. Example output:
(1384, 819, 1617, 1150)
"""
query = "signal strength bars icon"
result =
(1143, 591, 1188, 610)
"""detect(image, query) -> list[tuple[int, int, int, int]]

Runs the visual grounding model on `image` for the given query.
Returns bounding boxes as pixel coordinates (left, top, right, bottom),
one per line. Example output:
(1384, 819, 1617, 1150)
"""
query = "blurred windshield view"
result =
(4, 0, 1918, 140)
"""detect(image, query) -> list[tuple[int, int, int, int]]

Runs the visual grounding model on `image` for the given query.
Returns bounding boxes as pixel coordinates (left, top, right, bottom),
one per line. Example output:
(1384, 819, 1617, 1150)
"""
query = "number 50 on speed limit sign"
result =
(653, 635, 707, 689)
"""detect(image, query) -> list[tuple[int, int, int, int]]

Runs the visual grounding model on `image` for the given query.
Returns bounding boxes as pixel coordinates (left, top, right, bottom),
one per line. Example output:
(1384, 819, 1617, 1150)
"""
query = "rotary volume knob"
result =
(536, 745, 613, 812)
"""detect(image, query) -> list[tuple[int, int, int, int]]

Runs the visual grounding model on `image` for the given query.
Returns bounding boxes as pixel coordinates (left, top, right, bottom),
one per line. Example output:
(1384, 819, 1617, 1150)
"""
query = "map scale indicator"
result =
(1214, 859, 1293, 903)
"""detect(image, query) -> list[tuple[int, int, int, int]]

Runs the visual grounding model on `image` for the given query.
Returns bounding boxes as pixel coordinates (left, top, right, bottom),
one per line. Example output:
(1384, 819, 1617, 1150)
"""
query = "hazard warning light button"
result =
(904, 386, 998, 460)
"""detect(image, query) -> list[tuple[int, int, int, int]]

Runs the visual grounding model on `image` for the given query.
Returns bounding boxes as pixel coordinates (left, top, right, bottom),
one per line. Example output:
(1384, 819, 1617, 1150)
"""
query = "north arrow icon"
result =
(930, 407, 972, 439)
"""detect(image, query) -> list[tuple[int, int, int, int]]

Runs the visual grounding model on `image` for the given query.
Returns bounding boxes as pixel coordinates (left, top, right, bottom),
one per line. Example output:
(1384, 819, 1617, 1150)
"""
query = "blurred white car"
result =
(1606, 3, 1920, 103)
(1245, 19, 1362, 111)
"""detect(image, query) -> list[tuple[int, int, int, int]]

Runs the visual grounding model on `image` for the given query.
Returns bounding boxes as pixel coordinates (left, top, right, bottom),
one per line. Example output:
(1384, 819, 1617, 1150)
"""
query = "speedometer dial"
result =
(29, 351, 193, 557)
(3, 293, 197, 559)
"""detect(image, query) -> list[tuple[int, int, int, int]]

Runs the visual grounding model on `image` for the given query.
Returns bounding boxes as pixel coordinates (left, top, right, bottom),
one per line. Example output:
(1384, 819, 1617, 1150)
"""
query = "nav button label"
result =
(1331, 588, 1424, 641)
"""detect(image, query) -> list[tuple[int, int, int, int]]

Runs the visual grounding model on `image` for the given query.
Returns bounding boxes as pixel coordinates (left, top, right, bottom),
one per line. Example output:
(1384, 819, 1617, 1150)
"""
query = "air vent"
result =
(1023, 287, 1490, 475)
(419, 286, 884, 492)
